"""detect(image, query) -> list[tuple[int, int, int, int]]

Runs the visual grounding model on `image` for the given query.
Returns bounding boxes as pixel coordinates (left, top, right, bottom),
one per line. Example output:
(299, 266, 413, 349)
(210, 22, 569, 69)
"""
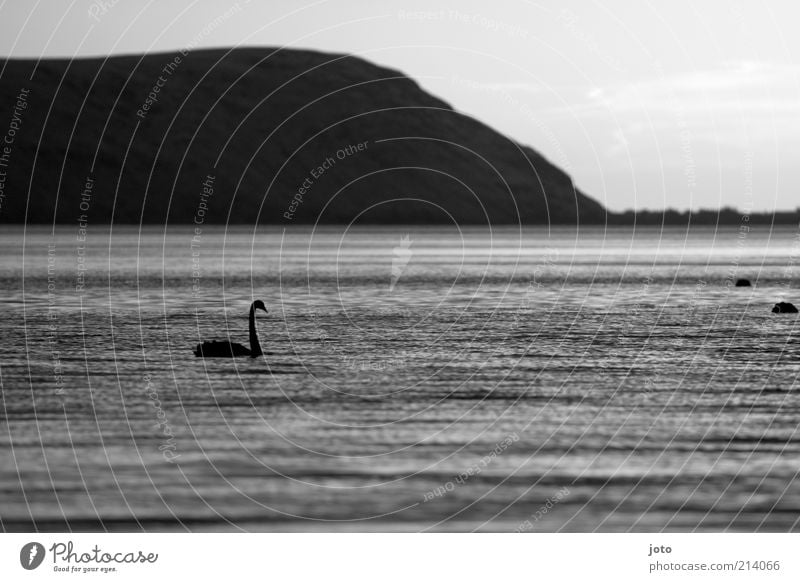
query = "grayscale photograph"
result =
(1, 0, 799, 536)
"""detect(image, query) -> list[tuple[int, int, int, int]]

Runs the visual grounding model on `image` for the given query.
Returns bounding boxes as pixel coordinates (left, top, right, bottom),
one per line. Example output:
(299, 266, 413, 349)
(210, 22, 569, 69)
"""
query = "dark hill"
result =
(0, 47, 606, 224)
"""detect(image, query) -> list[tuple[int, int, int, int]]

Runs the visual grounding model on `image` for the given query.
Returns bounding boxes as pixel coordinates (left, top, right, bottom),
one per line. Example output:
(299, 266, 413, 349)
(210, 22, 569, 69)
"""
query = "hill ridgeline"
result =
(0, 47, 606, 225)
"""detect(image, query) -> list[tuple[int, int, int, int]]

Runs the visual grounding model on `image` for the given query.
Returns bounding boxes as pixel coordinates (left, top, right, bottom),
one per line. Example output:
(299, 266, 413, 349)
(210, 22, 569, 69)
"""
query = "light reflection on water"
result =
(1, 225, 799, 531)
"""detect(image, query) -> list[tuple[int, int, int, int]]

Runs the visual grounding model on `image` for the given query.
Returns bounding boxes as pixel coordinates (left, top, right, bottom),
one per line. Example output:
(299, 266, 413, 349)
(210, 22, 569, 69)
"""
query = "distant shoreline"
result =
(604, 208, 799, 226)
(5, 210, 799, 227)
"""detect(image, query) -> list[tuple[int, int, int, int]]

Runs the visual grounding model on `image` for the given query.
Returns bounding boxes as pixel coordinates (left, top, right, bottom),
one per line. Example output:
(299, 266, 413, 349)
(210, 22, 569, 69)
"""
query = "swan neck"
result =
(249, 305, 263, 356)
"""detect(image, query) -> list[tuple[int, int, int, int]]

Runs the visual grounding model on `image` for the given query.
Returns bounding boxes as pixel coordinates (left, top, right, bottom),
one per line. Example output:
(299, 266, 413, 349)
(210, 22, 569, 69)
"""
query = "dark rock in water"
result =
(772, 302, 799, 314)
(735, 279, 751, 287)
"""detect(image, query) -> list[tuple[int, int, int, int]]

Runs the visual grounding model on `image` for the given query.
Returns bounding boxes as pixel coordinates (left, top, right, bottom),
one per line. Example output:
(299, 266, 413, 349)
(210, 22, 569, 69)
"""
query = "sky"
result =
(1, 0, 799, 212)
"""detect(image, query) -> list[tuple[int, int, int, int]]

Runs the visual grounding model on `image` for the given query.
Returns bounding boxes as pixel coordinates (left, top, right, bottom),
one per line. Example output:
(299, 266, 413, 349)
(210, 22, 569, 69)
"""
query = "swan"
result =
(194, 300, 268, 357)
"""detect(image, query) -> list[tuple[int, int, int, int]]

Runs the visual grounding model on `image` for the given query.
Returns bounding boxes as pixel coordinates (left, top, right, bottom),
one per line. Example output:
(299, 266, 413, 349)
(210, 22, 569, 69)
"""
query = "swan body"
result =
(193, 340, 253, 357)
(194, 300, 267, 358)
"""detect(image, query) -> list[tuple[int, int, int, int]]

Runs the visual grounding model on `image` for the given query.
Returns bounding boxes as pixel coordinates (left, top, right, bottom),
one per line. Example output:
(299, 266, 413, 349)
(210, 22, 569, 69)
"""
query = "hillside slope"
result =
(0, 47, 606, 224)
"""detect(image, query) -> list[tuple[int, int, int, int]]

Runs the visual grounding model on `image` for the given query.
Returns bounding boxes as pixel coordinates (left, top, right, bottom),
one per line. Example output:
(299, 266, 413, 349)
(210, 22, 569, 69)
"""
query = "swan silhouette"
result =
(194, 300, 268, 358)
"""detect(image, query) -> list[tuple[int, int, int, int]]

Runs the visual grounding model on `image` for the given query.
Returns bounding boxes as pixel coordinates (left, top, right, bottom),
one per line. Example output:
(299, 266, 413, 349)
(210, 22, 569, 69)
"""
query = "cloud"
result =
(535, 60, 800, 160)
(580, 60, 800, 120)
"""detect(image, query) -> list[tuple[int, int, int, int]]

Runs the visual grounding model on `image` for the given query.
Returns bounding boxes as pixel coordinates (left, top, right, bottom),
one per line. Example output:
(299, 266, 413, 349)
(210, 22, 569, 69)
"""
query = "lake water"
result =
(1, 224, 800, 531)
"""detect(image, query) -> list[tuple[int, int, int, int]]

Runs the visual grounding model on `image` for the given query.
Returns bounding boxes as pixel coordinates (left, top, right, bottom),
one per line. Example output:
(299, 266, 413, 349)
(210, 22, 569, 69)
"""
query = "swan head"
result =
(252, 300, 268, 313)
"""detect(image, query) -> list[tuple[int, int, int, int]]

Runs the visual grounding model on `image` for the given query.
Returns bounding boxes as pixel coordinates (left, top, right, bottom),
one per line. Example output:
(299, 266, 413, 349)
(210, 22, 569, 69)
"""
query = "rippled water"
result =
(1, 224, 800, 531)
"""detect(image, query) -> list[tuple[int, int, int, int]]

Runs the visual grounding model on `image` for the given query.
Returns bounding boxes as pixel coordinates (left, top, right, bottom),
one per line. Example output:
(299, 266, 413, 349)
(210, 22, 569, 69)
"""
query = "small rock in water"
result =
(772, 302, 799, 314)
(735, 279, 751, 287)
